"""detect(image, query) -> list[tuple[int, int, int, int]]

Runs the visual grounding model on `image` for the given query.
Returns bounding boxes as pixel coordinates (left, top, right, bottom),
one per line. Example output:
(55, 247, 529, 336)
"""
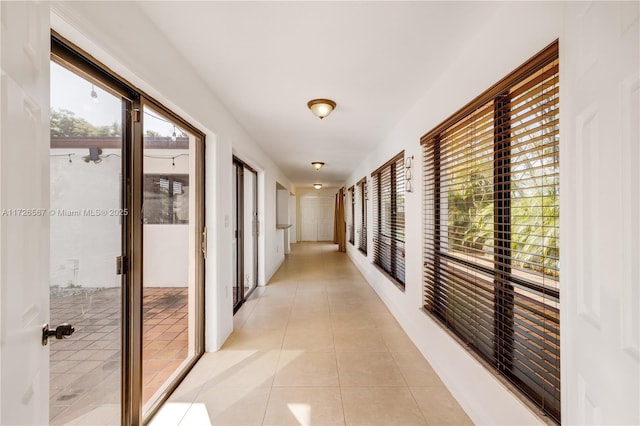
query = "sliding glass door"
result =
(50, 34, 205, 425)
(141, 104, 204, 415)
(49, 58, 126, 426)
(233, 158, 258, 313)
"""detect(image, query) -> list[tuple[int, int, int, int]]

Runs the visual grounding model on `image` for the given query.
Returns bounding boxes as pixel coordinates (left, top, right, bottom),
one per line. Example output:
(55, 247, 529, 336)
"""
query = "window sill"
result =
(371, 263, 405, 292)
(419, 307, 558, 426)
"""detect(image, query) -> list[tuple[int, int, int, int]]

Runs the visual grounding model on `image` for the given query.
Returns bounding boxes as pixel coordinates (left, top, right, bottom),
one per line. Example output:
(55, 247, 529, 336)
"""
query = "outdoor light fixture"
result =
(90, 84, 98, 103)
(313, 183, 322, 189)
(171, 125, 177, 142)
(307, 99, 336, 119)
(311, 161, 325, 171)
(82, 147, 103, 164)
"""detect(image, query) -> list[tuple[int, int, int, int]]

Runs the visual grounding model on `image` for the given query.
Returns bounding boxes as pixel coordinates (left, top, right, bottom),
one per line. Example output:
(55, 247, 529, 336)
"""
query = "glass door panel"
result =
(243, 167, 258, 298)
(141, 105, 199, 412)
(233, 158, 258, 313)
(49, 60, 123, 425)
(233, 161, 241, 310)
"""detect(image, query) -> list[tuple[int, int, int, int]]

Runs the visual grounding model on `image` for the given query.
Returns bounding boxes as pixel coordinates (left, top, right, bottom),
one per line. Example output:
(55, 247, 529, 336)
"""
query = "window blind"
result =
(348, 186, 355, 245)
(372, 152, 406, 287)
(355, 178, 367, 254)
(422, 41, 560, 422)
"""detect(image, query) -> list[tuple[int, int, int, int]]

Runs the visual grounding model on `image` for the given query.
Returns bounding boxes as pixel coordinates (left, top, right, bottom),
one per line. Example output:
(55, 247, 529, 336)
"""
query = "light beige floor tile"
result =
(380, 327, 420, 352)
(292, 299, 330, 313)
(201, 350, 280, 389)
(263, 387, 344, 426)
(287, 314, 333, 331)
(295, 285, 328, 296)
(289, 308, 332, 321)
(336, 352, 405, 386)
(154, 243, 469, 426)
(283, 327, 334, 352)
(410, 387, 473, 425)
(328, 304, 376, 317)
(333, 327, 387, 352)
(330, 311, 378, 329)
(390, 351, 444, 387)
(51, 404, 121, 426)
(242, 308, 291, 329)
(149, 401, 191, 426)
(274, 351, 339, 387)
(222, 327, 285, 351)
(341, 387, 426, 425)
(373, 311, 402, 328)
(233, 311, 250, 330)
(177, 350, 262, 390)
(179, 387, 270, 426)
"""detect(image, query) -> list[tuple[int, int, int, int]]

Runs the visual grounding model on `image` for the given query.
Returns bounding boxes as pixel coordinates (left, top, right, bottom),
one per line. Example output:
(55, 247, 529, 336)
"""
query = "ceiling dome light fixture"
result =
(307, 98, 336, 119)
(311, 161, 325, 171)
(313, 183, 322, 189)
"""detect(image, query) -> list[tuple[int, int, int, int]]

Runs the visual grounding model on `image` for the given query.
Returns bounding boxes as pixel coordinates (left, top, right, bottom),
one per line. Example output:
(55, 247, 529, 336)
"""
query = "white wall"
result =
(50, 149, 121, 289)
(142, 146, 191, 288)
(49, 1, 294, 350)
(276, 188, 289, 225)
(50, 147, 193, 289)
(143, 225, 188, 287)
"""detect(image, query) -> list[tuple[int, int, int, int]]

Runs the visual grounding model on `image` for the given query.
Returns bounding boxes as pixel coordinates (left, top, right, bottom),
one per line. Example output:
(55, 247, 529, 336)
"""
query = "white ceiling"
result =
(137, 1, 500, 188)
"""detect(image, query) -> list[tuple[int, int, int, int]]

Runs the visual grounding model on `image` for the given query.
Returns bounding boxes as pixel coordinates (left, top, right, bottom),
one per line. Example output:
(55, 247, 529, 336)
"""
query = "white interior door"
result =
(300, 197, 318, 241)
(301, 196, 335, 242)
(0, 1, 50, 424)
(562, 2, 639, 424)
(288, 195, 297, 243)
(317, 197, 335, 241)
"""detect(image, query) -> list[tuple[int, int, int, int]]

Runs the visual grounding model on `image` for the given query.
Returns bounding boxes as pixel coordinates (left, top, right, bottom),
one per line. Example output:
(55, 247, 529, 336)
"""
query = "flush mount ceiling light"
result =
(307, 98, 336, 120)
(311, 161, 325, 171)
(313, 183, 322, 189)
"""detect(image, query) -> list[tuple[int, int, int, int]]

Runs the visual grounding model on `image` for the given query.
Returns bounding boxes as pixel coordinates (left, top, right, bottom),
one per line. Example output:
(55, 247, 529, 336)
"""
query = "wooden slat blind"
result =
(355, 178, 367, 254)
(422, 41, 560, 423)
(348, 185, 355, 245)
(372, 152, 405, 287)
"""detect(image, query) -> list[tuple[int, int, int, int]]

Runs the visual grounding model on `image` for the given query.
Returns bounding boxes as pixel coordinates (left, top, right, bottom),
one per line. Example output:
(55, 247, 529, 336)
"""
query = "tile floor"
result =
(49, 287, 189, 425)
(151, 242, 473, 426)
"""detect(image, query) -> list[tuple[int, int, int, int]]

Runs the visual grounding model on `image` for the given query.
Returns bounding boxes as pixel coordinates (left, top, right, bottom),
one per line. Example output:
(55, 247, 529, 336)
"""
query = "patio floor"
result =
(49, 287, 188, 425)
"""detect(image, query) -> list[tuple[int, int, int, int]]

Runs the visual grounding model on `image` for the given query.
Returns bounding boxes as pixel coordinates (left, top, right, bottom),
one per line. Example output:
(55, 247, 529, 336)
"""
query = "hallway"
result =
(151, 242, 472, 425)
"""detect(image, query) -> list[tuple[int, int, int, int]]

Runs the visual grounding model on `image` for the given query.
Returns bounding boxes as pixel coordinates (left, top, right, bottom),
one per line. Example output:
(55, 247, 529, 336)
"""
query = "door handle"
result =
(42, 323, 75, 346)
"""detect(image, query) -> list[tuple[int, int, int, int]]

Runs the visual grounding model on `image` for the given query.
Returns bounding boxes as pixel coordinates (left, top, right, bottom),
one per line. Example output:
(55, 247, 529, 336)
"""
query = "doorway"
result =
(49, 34, 205, 425)
(232, 157, 259, 313)
(300, 196, 335, 241)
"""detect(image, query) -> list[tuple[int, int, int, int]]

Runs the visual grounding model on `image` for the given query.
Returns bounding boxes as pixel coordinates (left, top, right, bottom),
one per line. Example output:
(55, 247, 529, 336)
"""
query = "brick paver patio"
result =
(49, 287, 188, 425)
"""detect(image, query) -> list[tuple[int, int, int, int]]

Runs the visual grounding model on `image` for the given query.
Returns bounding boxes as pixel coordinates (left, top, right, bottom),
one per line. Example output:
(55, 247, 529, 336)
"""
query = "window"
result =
(143, 174, 190, 224)
(422, 41, 559, 422)
(372, 152, 405, 288)
(348, 186, 355, 245)
(355, 177, 367, 254)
